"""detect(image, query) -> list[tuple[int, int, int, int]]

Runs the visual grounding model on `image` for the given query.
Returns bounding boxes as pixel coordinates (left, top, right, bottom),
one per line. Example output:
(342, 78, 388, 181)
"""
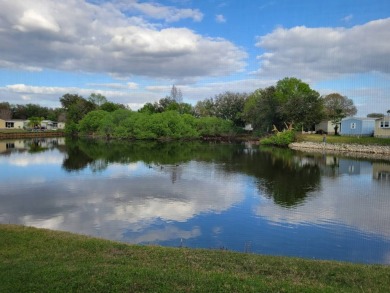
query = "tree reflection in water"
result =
(62, 139, 321, 207)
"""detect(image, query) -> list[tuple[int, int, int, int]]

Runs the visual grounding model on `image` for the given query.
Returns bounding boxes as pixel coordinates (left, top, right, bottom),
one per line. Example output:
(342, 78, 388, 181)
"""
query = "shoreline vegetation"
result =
(0, 129, 65, 139)
(1, 224, 389, 292)
(2, 129, 390, 159)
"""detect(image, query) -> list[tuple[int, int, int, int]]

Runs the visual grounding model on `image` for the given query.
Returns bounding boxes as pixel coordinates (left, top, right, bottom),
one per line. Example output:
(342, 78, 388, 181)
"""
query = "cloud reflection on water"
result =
(0, 160, 246, 243)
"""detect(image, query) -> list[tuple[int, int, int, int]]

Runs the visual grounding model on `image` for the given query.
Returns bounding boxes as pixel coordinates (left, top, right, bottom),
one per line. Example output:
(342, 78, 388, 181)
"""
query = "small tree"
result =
(0, 102, 12, 120)
(28, 116, 44, 129)
(213, 91, 248, 127)
(322, 93, 357, 135)
(194, 98, 216, 117)
(170, 85, 183, 104)
(88, 93, 108, 107)
(243, 86, 281, 133)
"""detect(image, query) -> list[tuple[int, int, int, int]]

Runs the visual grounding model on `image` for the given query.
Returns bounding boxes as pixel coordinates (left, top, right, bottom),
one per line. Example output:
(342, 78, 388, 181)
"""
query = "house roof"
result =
(342, 117, 380, 121)
(4, 119, 28, 122)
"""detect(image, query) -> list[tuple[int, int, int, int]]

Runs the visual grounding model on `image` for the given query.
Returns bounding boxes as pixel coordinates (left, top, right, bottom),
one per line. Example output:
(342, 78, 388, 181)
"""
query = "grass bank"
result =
(0, 129, 64, 139)
(296, 133, 390, 146)
(1, 225, 389, 292)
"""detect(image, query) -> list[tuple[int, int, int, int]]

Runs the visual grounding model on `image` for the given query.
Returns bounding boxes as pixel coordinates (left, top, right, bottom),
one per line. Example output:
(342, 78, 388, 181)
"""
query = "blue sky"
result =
(0, 0, 389, 115)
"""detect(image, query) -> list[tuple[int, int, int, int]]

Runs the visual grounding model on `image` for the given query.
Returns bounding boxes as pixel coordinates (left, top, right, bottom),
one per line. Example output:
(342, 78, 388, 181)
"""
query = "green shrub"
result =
(64, 121, 79, 136)
(195, 117, 234, 136)
(75, 109, 235, 139)
(260, 130, 296, 147)
(78, 110, 109, 134)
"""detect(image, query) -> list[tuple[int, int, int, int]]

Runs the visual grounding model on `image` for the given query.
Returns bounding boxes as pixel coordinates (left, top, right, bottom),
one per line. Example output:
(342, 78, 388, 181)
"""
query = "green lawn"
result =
(0, 128, 28, 133)
(1, 224, 389, 292)
(296, 133, 390, 146)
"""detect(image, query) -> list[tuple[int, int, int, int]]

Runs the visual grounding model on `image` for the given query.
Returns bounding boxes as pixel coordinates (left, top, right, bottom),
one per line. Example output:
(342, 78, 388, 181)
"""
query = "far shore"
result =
(0, 130, 65, 139)
(2, 130, 390, 162)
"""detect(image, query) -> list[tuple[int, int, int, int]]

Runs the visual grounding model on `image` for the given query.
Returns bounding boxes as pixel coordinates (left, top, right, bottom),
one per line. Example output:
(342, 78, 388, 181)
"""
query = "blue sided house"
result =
(340, 117, 377, 136)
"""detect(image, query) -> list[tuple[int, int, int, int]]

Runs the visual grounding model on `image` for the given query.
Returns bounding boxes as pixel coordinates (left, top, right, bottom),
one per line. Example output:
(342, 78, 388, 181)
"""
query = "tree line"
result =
(1, 78, 361, 137)
(0, 102, 66, 122)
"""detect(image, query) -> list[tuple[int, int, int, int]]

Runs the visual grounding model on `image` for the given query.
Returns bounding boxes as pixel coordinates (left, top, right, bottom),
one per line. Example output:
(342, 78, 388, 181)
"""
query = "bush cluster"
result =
(260, 130, 296, 147)
(75, 109, 234, 139)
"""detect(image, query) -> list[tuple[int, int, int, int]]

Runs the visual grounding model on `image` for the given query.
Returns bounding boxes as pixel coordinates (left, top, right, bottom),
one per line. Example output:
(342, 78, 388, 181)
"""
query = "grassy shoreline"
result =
(0, 129, 65, 139)
(296, 133, 390, 146)
(1, 224, 389, 292)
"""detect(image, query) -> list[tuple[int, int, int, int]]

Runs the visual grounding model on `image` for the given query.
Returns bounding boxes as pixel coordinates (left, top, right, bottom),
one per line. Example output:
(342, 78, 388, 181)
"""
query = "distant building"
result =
(0, 119, 27, 129)
(40, 120, 66, 130)
(374, 116, 390, 138)
(0, 119, 65, 130)
(373, 162, 390, 181)
(315, 120, 339, 134)
(244, 124, 253, 131)
(340, 117, 377, 136)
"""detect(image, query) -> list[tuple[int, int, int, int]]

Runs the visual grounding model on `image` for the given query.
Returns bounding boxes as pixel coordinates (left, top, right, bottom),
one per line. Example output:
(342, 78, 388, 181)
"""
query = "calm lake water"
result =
(1, 137, 390, 264)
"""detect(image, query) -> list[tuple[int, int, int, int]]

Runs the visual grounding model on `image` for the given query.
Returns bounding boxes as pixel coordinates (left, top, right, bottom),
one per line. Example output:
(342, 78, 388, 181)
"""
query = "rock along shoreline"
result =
(289, 142, 390, 161)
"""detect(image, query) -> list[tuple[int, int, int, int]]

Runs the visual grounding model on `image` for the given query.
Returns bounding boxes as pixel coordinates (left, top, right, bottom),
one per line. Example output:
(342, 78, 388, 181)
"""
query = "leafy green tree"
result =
(178, 103, 194, 115)
(98, 115, 116, 138)
(0, 102, 12, 120)
(11, 104, 50, 119)
(275, 77, 324, 130)
(28, 116, 44, 128)
(110, 109, 132, 124)
(194, 98, 216, 117)
(64, 121, 79, 136)
(213, 91, 248, 127)
(78, 110, 109, 134)
(158, 97, 176, 112)
(138, 102, 158, 114)
(25, 104, 50, 119)
(139, 96, 193, 115)
(60, 94, 85, 110)
(195, 116, 234, 136)
(243, 86, 281, 133)
(100, 101, 125, 112)
(60, 93, 96, 125)
(322, 93, 357, 135)
(88, 93, 108, 107)
(47, 108, 66, 122)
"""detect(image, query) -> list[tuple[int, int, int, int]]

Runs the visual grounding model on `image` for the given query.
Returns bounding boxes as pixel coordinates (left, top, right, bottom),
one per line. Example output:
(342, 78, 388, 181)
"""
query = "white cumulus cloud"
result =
(0, 0, 246, 80)
(256, 18, 390, 82)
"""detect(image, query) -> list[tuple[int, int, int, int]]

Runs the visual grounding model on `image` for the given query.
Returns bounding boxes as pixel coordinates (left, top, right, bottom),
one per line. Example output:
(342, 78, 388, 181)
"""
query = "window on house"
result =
(380, 121, 390, 128)
(377, 171, 390, 181)
(350, 123, 356, 129)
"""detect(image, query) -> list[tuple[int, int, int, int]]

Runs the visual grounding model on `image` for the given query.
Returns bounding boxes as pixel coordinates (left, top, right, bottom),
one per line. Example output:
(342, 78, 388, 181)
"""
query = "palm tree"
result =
(28, 116, 44, 129)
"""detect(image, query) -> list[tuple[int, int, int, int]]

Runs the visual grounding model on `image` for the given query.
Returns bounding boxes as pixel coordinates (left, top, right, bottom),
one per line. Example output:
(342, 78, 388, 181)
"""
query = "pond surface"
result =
(1, 137, 390, 264)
